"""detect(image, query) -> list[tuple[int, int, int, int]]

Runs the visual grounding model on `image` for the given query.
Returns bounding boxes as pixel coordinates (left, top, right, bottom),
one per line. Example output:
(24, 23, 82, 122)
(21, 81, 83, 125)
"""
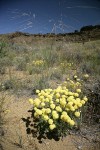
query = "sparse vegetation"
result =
(0, 27, 100, 149)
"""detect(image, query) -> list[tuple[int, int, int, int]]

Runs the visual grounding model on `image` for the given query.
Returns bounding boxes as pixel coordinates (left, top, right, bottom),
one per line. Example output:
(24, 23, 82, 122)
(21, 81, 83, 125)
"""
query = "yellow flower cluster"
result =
(63, 79, 81, 91)
(60, 62, 73, 67)
(32, 60, 44, 66)
(29, 82, 88, 131)
(73, 74, 89, 81)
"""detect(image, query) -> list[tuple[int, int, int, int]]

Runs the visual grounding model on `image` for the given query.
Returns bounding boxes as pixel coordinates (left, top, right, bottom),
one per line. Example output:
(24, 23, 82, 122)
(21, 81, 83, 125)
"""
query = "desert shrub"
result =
(0, 56, 13, 75)
(74, 53, 84, 64)
(28, 79, 88, 140)
(0, 65, 6, 75)
(81, 61, 93, 74)
(33, 74, 50, 91)
(3, 80, 14, 90)
(81, 58, 100, 75)
(0, 42, 7, 58)
(60, 61, 74, 74)
(85, 81, 100, 123)
(14, 57, 27, 71)
(41, 48, 58, 67)
(50, 67, 62, 80)
(27, 60, 45, 75)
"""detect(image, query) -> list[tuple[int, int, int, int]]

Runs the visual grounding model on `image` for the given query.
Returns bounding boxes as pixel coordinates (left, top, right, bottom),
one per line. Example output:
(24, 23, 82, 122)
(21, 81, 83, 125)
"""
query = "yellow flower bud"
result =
(36, 109, 42, 115)
(65, 91, 68, 95)
(41, 102, 45, 107)
(39, 95, 44, 100)
(34, 112, 39, 118)
(43, 115, 49, 121)
(77, 102, 82, 108)
(56, 99, 60, 103)
(76, 89, 81, 93)
(62, 111, 67, 116)
(46, 108, 51, 114)
(74, 111, 80, 117)
(68, 101, 74, 105)
(42, 108, 46, 113)
(48, 119, 53, 124)
(50, 104, 55, 109)
(69, 120, 75, 126)
(52, 113, 59, 119)
(55, 93, 60, 98)
(45, 98, 49, 102)
(60, 99, 66, 107)
(83, 96, 88, 101)
(56, 106, 62, 112)
(81, 100, 85, 105)
(70, 106, 75, 111)
(29, 98, 34, 104)
(74, 75, 77, 79)
(36, 89, 40, 94)
(34, 99, 41, 107)
(49, 124, 56, 130)
(68, 92, 73, 96)
(74, 105, 78, 110)
(74, 93, 79, 97)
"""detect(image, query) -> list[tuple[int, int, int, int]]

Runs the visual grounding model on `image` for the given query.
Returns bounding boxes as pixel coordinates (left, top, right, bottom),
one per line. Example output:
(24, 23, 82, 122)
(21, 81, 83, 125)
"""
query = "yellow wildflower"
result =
(43, 115, 49, 121)
(46, 108, 51, 114)
(83, 96, 88, 101)
(76, 89, 81, 93)
(52, 113, 59, 119)
(69, 120, 75, 126)
(50, 104, 55, 109)
(41, 102, 45, 107)
(56, 106, 62, 112)
(48, 119, 53, 124)
(74, 111, 80, 117)
(29, 98, 34, 104)
(81, 100, 85, 105)
(49, 124, 56, 130)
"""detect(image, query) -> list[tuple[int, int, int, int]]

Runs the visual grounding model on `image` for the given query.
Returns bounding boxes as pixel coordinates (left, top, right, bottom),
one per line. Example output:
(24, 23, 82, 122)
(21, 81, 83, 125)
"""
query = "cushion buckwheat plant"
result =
(29, 79, 88, 139)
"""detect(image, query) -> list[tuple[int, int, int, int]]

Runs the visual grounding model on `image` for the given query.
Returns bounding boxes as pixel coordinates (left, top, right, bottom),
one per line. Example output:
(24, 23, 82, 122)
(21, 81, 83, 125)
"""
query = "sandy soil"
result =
(0, 92, 100, 150)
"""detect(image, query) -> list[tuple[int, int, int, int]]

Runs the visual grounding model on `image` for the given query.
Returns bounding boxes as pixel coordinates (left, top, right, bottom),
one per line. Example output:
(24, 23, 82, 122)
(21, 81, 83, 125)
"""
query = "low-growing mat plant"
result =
(28, 78, 88, 140)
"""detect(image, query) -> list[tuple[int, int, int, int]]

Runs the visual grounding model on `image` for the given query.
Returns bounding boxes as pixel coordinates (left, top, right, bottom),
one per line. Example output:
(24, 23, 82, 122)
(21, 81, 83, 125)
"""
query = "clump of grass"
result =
(41, 48, 59, 67)
(33, 73, 50, 91)
(50, 67, 62, 80)
(0, 60, 6, 75)
(27, 59, 45, 75)
(14, 56, 27, 71)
